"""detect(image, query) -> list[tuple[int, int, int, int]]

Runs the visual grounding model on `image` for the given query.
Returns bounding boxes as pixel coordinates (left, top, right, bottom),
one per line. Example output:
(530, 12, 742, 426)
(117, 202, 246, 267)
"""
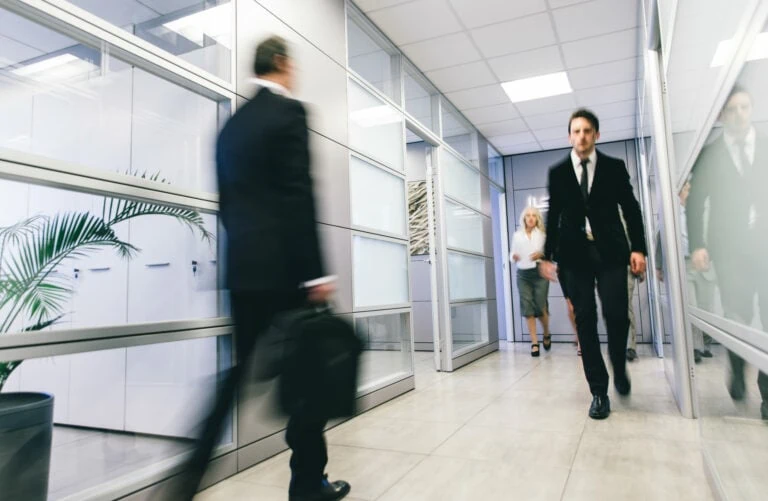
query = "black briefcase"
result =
(273, 307, 362, 419)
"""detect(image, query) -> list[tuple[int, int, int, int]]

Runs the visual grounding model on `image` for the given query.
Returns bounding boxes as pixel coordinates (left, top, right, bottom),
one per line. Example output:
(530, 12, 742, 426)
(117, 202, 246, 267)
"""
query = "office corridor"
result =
(198, 345, 713, 501)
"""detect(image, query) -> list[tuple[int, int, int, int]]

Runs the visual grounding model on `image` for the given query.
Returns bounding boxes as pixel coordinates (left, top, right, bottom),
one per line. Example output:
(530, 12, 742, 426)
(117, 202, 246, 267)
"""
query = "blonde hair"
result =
(519, 206, 545, 232)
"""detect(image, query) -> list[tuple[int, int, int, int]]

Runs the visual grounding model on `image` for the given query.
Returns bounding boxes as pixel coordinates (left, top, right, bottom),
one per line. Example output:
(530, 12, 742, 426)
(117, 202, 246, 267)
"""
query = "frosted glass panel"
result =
(448, 252, 487, 301)
(442, 99, 476, 165)
(451, 302, 489, 353)
(404, 64, 437, 132)
(488, 145, 504, 186)
(347, 11, 400, 102)
(350, 156, 406, 236)
(445, 200, 484, 254)
(348, 79, 404, 171)
(353, 236, 408, 308)
(443, 151, 482, 210)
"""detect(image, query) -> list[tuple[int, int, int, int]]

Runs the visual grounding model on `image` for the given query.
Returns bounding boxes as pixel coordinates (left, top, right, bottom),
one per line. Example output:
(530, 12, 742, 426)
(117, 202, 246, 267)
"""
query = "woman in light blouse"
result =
(511, 206, 551, 357)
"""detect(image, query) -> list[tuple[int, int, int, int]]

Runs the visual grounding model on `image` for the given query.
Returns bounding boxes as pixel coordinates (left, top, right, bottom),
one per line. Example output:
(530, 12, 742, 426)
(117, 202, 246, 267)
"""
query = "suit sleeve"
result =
(616, 160, 647, 255)
(543, 167, 560, 262)
(686, 157, 708, 252)
(275, 100, 325, 283)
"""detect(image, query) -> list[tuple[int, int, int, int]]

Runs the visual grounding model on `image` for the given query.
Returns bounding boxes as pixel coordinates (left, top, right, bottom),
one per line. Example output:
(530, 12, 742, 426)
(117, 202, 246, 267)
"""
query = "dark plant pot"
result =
(0, 392, 54, 501)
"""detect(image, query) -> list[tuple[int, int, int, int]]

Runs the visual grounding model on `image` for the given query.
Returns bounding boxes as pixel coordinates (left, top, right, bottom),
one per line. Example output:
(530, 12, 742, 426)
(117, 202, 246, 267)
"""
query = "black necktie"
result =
(579, 159, 589, 200)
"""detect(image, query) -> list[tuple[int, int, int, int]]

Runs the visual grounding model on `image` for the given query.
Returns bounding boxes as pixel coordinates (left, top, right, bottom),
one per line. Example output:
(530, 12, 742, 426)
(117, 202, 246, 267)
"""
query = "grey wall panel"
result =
(236, 430, 288, 473)
(509, 148, 569, 190)
(236, 0, 348, 145)
(318, 224, 353, 313)
(478, 135, 490, 177)
(483, 215, 494, 259)
(597, 140, 629, 163)
(410, 255, 432, 302)
(406, 141, 428, 181)
(485, 257, 496, 300)
(480, 172, 492, 217)
(255, 0, 347, 66)
(487, 299, 499, 343)
(237, 378, 287, 447)
(513, 187, 549, 222)
(311, 132, 351, 228)
(412, 300, 434, 344)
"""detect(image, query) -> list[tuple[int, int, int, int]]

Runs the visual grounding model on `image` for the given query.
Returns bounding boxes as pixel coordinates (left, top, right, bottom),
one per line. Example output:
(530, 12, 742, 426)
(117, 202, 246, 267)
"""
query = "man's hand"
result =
(630, 252, 646, 276)
(691, 248, 710, 272)
(539, 260, 557, 282)
(530, 251, 544, 261)
(307, 282, 335, 304)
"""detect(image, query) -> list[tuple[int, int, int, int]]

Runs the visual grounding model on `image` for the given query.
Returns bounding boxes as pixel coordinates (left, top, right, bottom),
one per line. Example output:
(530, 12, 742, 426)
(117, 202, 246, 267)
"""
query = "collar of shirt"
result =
(251, 77, 291, 98)
(723, 126, 756, 170)
(570, 149, 597, 170)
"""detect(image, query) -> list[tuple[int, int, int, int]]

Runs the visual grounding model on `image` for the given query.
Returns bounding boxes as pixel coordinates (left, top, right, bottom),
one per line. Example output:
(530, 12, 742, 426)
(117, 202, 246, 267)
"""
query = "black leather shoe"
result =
(589, 395, 610, 420)
(289, 476, 351, 501)
(729, 376, 746, 401)
(614, 375, 631, 396)
(626, 348, 637, 361)
(702, 349, 713, 358)
(761, 402, 768, 421)
(694, 350, 703, 364)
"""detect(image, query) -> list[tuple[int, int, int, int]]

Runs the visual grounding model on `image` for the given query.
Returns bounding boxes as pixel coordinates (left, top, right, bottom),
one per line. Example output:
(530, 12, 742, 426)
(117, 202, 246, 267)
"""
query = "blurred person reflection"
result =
(625, 269, 645, 361)
(178, 36, 351, 500)
(687, 85, 768, 420)
(511, 206, 551, 356)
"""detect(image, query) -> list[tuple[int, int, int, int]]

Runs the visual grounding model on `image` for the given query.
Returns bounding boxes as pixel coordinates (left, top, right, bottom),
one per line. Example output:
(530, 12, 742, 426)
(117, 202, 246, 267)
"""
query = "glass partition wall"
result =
(651, 0, 768, 498)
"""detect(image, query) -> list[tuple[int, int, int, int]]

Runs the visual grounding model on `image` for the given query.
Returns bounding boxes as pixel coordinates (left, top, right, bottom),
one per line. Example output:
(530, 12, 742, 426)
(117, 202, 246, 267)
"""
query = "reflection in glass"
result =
(355, 312, 412, 391)
(404, 64, 437, 132)
(346, 10, 400, 102)
(348, 79, 405, 172)
(442, 100, 477, 165)
(67, 0, 233, 81)
(352, 235, 408, 308)
(0, 335, 232, 500)
(447, 252, 487, 301)
(444, 200, 484, 254)
(350, 156, 407, 236)
(0, 178, 218, 335)
(0, 7, 224, 194)
(488, 144, 504, 186)
(451, 302, 489, 353)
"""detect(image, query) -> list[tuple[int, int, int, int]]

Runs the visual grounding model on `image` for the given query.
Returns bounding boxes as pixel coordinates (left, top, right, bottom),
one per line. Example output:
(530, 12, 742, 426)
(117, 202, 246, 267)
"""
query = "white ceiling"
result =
(354, 0, 642, 155)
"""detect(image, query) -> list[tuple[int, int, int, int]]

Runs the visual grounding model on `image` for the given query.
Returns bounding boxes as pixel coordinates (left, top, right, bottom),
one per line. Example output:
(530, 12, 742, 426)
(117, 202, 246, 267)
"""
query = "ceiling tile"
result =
(515, 93, 578, 116)
(597, 129, 636, 143)
(552, 0, 639, 42)
(600, 115, 636, 132)
(463, 103, 520, 124)
(401, 33, 482, 71)
(538, 138, 572, 150)
(568, 57, 639, 89)
(425, 61, 497, 93)
(533, 126, 569, 142)
(354, 0, 417, 12)
(470, 13, 557, 59)
(548, 0, 592, 7)
(488, 46, 565, 82)
(590, 99, 638, 120)
(444, 84, 510, 109)
(489, 131, 537, 146)
(448, 0, 547, 29)
(575, 81, 638, 107)
(561, 29, 639, 68)
(369, 0, 462, 45)
(500, 142, 542, 154)
(478, 118, 529, 137)
(525, 109, 572, 130)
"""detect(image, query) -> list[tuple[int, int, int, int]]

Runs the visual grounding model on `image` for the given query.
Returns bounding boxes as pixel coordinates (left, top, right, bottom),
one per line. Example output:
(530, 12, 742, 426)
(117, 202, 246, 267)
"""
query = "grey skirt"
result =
(517, 266, 549, 318)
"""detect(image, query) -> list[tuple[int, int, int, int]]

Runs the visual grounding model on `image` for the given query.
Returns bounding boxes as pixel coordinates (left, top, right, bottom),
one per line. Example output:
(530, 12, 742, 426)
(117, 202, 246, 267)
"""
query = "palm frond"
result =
(104, 198, 214, 243)
(0, 215, 47, 248)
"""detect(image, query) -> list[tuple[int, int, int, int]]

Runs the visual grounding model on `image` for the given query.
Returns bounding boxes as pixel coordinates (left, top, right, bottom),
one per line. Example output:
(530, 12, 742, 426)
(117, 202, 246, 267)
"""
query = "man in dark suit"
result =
(540, 109, 647, 420)
(181, 36, 351, 500)
(687, 85, 768, 420)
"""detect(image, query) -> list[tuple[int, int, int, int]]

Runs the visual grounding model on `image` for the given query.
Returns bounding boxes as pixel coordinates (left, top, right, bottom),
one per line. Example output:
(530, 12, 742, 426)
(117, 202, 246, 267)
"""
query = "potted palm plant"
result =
(0, 173, 213, 500)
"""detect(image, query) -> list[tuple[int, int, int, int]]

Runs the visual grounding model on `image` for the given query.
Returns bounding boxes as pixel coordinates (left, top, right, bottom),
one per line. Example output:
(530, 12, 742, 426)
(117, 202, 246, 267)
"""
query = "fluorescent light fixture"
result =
(12, 53, 96, 82)
(711, 32, 768, 67)
(501, 71, 572, 103)
(163, 3, 232, 49)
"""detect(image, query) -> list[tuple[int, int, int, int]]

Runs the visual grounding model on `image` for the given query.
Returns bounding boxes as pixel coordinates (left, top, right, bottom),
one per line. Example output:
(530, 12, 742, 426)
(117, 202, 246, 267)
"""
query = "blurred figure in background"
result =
(625, 269, 645, 361)
(511, 206, 551, 357)
(180, 36, 351, 500)
(687, 85, 768, 420)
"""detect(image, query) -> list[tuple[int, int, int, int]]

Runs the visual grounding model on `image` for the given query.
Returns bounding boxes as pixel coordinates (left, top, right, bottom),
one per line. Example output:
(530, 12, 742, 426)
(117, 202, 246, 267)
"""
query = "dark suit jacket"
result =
(544, 150, 647, 269)
(687, 133, 768, 271)
(216, 87, 324, 292)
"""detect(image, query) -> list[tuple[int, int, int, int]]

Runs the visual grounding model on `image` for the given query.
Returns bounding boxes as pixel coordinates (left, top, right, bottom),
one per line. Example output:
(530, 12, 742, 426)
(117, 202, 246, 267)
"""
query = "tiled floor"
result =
(197, 343, 714, 501)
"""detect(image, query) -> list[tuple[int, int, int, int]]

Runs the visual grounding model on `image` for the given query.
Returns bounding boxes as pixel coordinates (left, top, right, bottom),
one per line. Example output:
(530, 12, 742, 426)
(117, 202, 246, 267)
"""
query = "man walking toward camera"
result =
(540, 109, 647, 420)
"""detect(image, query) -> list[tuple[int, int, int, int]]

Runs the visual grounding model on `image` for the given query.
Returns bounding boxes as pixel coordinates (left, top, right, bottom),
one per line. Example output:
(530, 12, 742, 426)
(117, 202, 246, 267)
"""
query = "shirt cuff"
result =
(302, 275, 337, 288)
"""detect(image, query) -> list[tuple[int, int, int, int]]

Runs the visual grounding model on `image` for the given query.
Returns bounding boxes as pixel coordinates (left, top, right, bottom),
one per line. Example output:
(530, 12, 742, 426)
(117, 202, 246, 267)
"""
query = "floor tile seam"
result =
(559, 415, 588, 501)
(370, 453, 433, 501)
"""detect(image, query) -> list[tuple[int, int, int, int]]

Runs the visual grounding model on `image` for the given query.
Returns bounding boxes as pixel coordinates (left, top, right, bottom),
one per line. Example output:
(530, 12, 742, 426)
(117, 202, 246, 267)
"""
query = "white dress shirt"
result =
(571, 149, 597, 236)
(251, 77, 292, 98)
(511, 227, 546, 270)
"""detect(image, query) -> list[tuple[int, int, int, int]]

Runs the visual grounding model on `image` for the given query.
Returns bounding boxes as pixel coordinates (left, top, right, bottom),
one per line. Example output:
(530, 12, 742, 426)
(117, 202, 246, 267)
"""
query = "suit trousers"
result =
(562, 243, 629, 397)
(180, 290, 327, 499)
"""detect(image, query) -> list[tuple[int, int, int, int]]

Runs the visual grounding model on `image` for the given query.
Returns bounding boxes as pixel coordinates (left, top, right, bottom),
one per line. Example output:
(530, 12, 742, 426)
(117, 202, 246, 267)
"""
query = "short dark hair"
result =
(253, 36, 289, 76)
(568, 108, 600, 134)
(726, 84, 750, 104)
